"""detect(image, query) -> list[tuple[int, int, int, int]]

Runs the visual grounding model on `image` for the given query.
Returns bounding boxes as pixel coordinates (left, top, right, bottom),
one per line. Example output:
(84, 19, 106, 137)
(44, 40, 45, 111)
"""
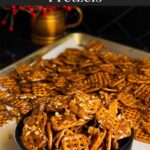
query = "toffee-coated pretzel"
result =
(46, 95, 70, 112)
(113, 114, 131, 140)
(118, 93, 146, 110)
(69, 91, 101, 120)
(53, 129, 74, 148)
(21, 104, 48, 150)
(47, 122, 53, 150)
(61, 134, 89, 150)
(95, 105, 118, 132)
(95, 101, 119, 133)
(141, 120, 150, 134)
(134, 84, 150, 106)
(86, 40, 103, 52)
(90, 129, 106, 150)
(0, 90, 8, 100)
(105, 131, 112, 150)
(121, 107, 140, 130)
(51, 110, 87, 131)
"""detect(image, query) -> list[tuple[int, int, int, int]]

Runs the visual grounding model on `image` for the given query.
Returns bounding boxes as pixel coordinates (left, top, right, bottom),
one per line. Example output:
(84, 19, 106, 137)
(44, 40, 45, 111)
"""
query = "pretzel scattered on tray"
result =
(0, 40, 150, 148)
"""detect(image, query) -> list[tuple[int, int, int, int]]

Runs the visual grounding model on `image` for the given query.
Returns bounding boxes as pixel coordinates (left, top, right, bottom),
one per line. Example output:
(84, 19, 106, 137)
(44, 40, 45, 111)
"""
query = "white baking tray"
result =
(0, 33, 150, 150)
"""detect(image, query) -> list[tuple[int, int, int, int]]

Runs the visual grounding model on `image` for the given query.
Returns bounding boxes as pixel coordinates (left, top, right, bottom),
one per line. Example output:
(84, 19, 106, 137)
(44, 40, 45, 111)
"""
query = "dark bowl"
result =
(15, 111, 134, 150)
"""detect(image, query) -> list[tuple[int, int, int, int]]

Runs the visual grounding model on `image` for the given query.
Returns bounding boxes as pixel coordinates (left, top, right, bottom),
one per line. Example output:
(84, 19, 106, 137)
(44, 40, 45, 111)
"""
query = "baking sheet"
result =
(0, 33, 150, 150)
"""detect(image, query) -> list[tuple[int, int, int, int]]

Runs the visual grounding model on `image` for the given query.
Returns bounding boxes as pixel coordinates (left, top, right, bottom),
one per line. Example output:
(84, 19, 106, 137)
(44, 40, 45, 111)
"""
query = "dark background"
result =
(0, 6, 150, 68)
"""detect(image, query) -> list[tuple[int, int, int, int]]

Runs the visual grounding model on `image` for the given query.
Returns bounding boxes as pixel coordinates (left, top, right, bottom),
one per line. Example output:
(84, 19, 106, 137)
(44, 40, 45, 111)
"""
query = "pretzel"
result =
(69, 91, 101, 120)
(51, 110, 86, 131)
(111, 76, 125, 88)
(113, 114, 131, 140)
(69, 126, 83, 134)
(81, 66, 102, 75)
(27, 70, 48, 82)
(141, 68, 150, 78)
(121, 107, 140, 130)
(46, 95, 70, 112)
(118, 93, 146, 110)
(99, 52, 130, 64)
(67, 82, 90, 94)
(134, 84, 150, 106)
(20, 82, 32, 93)
(55, 76, 67, 88)
(0, 110, 13, 126)
(99, 63, 117, 75)
(9, 108, 20, 118)
(8, 98, 25, 107)
(17, 93, 36, 100)
(90, 129, 106, 150)
(88, 126, 99, 136)
(16, 64, 32, 76)
(79, 59, 94, 68)
(47, 122, 53, 150)
(112, 140, 119, 150)
(86, 40, 103, 52)
(95, 101, 119, 132)
(57, 65, 73, 73)
(141, 120, 150, 134)
(32, 84, 51, 97)
(0, 90, 9, 100)
(99, 91, 111, 108)
(61, 134, 89, 150)
(1, 94, 14, 105)
(105, 131, 112, 150)
(141, 109, 150, 122)
(53, 129, 74, 148)
(21, 104, 48, 149)
(86, 72, 107, 90)
(19, 104, 33, 115)
(0, 76, 18, 91)
(0, 104, 6, 111)
(66, 72, 86, 82)
(135, 128, 150, 144)
(62, 48, 82, 58)
(102, 87, 118, 93)
(128, 74, 150, 84)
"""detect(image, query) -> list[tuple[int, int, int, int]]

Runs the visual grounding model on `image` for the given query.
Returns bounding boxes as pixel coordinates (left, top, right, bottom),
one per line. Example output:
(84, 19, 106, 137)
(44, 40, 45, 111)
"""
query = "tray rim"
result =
(0, 32, 150, 75)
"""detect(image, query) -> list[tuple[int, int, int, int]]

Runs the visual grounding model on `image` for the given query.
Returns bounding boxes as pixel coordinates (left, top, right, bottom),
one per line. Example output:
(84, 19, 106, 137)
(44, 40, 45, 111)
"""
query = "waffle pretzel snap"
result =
(21, 104, 48, 150)
(61, 134, 89, 150)
(0, 39, 149, 149)
(51, 109, 87, 131)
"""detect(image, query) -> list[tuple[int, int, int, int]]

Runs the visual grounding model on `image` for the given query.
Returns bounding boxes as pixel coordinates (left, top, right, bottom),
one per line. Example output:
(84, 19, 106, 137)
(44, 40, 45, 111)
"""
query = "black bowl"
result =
(15, 111, 134, 150)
